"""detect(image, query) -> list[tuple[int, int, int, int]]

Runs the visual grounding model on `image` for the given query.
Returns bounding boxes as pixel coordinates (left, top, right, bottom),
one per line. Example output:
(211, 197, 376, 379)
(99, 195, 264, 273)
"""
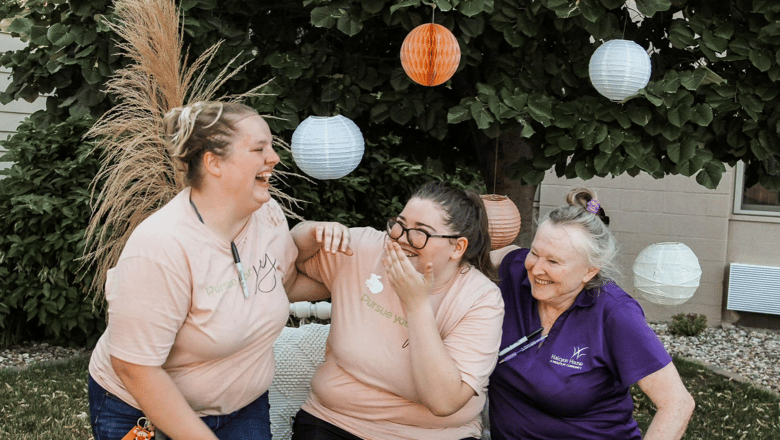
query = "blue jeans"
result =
(89, 374, 271, 440)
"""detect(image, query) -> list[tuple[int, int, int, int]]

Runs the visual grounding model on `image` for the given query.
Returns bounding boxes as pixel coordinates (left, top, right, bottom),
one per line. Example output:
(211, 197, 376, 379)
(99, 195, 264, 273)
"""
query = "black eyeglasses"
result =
(386, 218, 460, 250)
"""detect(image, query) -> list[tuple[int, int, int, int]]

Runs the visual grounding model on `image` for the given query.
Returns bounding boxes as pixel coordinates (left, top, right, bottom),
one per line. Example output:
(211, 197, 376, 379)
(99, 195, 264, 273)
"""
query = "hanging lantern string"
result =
(327, 31, 334, 117)
(431, 3, 436, 23)
(622, 6, 628, 39)
(493, 130, 499, 194)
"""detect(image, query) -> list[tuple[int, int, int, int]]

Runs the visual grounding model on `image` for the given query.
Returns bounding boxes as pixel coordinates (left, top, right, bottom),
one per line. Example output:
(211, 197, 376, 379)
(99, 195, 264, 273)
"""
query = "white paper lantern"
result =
(291, 115, 365, 180)
(633, 242, 702, 306)
(589, 39, 652, 102)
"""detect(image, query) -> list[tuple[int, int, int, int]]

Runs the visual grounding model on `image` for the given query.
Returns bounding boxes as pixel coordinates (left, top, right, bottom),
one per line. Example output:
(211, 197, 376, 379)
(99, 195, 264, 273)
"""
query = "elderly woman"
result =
(488, 188, 694, 440)
(88, 102, 323, 440)
(289, 181, 504, 440)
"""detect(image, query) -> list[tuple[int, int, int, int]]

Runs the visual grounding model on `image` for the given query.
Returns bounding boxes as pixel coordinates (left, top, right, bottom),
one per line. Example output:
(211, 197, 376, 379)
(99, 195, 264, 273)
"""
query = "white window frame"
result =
(733, 161, 780, 217)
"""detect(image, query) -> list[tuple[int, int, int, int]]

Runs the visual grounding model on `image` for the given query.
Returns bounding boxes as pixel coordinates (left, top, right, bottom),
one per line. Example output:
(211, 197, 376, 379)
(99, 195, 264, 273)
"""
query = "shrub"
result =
(0, 115, 105, 347)
(669, 313, 708, 337)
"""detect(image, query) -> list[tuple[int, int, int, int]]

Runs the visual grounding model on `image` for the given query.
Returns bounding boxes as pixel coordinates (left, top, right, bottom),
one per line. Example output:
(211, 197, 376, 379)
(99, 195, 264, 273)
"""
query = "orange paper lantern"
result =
(400, 23, 460, 87)
(481, 194, 521, 250)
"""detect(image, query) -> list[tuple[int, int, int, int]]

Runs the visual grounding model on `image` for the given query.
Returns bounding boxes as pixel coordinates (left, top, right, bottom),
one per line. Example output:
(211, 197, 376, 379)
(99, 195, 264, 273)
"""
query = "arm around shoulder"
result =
(637, 362, 695, 440)
(290, 221, 353, 266)
(490, 244, 520, 268)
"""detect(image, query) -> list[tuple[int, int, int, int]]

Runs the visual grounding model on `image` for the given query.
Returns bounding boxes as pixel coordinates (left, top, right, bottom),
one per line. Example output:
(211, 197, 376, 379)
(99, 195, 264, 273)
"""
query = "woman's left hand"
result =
(382, 240, 434, 309)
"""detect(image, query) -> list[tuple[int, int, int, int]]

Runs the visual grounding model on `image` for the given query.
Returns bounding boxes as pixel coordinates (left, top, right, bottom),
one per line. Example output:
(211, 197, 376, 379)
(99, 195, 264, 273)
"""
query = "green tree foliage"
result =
(2, 0, 779, 191)
(1, 0, 780, 344)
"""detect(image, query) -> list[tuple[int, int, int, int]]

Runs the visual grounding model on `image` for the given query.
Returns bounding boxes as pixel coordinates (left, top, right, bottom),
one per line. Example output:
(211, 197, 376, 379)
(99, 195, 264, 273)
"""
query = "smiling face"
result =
(219, 115, 279, 213)
(390, 197, 464, 277)
(525, 221, 600, 310)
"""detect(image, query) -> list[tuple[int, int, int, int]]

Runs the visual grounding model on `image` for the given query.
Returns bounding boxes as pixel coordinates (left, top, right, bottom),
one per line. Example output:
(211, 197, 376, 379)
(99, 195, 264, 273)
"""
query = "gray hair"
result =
(539, 187, 620, 290)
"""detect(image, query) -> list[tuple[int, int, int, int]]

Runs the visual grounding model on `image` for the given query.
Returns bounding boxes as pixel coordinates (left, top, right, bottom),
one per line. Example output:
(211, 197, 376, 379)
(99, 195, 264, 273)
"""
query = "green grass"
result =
(0, 355, 92, 439)
(2, 356, 779, 438)
(632, 357, 780, 439)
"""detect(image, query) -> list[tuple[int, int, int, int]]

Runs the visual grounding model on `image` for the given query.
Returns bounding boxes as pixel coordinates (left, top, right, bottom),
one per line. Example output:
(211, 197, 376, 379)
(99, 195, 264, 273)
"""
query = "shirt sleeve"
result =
(442, 284, 505, 395)
(106, 255, 191, 366)
(300, 227, 380, 289)
(604, 295, 672, 388)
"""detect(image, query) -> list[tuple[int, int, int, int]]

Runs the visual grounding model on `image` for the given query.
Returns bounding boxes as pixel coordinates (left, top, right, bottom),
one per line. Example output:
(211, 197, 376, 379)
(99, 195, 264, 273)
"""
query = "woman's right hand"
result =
(291, 221, 353, 264)
(311, 222, 353, 256)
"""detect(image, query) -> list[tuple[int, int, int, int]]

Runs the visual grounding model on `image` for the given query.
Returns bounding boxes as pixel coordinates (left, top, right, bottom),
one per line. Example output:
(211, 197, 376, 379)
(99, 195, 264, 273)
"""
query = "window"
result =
(734, 159, 780, 217)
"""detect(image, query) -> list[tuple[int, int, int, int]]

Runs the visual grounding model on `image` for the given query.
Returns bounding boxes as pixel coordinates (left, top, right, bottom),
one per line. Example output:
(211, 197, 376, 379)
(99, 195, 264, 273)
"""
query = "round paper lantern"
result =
(400, 23, 461, 87)
(480, 194, 521, 250)
(291, 115, 364, 180)
(589, 39, 652, 102)
(633, 242, 702, 305)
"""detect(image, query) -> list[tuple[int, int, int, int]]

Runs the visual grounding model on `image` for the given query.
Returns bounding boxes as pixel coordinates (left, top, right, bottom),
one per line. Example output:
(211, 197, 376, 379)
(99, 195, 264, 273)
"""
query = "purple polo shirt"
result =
(488, 248, 671, 440)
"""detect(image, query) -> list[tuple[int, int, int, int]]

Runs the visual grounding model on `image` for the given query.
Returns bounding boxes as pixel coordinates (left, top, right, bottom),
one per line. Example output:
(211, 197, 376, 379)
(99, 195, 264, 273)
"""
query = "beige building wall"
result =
(539, 167, 734, 325)
(724, 193, 780, 327)
(1, 32, 46, 170)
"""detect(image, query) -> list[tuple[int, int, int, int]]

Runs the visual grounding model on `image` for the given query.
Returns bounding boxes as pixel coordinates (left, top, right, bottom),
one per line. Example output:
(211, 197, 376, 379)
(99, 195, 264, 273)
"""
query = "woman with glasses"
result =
(288, 181, 504, 440)
(488, 188, 694, 440)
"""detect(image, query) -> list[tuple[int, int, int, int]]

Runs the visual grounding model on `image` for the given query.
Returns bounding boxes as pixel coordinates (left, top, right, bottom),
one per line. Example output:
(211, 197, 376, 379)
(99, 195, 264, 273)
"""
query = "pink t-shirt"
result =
(88, 188, 295, 416)
(300, 227, 504, 440)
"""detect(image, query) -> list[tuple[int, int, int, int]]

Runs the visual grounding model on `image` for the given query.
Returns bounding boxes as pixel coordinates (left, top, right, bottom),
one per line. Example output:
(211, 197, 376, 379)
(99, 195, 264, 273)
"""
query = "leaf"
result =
(434, 0, 454, 12)
(469, 101, 494, 129)
(390, 0, 421, 14)
(558, 135, 576, 151)
(713, 22, 734, 40)
(447, 104, 471, 124)
(628, 106, 652, 126)
(29, 26, 50, 46)
(680, 67, 724, 90)
(690, 104, 713, 126)
(337, 14, 363, 36)
(459, 0, 487, 17)
(521, 122, 535, 138)
(458, 15, 485, 38)
(594, 151, 611, 173)
(695, 161, 725, 189)
(526, 94, 553, 126)
(47, 23, 75, 47)
(71, 26, 97, 47)
(635, 0, 671, 17)
(738, 94, 764, 116)
(701, 29, 729, 53)
(668, 20, 696, 48)
(749, 49, 772, 72)
(575, 161, 594, 180)
(180, 0, 200, 10)
(476, 83, 497, 96)
(758, 21, 780, 41)
(362, 0, 386, 14)
(81, 61, 102, 85)
(578, 0, 604, 23)
(5, 17, 35, 35)
(311, 6, 337, 28)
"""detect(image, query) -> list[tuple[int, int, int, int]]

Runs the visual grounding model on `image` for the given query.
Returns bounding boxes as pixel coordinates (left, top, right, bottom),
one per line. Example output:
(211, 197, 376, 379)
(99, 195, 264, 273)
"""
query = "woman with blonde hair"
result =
(88, 102, 323, 440)
(488, 188, 694, 440)
(84, 1, 321, 439)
